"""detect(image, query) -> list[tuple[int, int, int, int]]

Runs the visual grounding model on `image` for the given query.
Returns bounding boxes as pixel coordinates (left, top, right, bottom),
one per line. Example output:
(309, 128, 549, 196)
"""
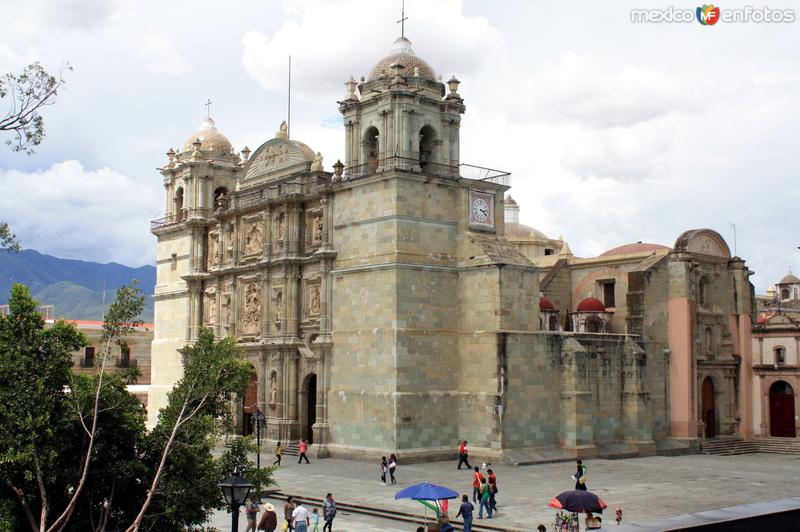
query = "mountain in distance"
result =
(0, 249, 156, 322)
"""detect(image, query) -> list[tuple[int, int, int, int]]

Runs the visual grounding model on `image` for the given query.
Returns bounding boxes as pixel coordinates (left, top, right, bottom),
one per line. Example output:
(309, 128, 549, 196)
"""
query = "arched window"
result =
(549, 315, 559, 331)
(363, 127, 379, 174)
(213, 186, 228, 210)
(781, 288, 790, 300)
(419, 125, 437, 171)
(174, 187, 184, 221)
(585, 316, 603, 333)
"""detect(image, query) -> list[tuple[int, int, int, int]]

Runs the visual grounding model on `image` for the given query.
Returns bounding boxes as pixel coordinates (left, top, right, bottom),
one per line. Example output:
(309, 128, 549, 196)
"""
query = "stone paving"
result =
(209, 452, 800, 531)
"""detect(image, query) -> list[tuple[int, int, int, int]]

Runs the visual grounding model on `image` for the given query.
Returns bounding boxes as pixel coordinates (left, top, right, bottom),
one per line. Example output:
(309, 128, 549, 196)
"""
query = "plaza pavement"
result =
(211, 451, 800, 531)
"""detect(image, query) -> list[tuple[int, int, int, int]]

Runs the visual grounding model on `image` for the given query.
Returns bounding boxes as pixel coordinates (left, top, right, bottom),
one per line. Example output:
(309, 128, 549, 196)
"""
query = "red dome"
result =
(577, 297, 606, 312)
(539, 297, 555, 310)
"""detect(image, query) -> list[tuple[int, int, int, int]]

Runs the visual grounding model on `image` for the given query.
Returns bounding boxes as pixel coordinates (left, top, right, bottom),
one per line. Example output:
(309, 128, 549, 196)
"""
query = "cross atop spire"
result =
(397, 0, 408, 38)
(204, 98, 213, 118)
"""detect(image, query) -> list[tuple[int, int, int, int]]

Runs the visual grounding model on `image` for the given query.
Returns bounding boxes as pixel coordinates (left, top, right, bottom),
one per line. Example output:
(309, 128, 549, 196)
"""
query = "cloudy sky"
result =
(0, 0, 798, 292)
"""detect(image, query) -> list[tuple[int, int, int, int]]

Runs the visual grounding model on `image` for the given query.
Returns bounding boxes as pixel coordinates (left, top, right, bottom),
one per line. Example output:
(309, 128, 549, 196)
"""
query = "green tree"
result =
(0, 62, 70, 155)
(129, 329, 253, 532)
(0, 284, 85, 531)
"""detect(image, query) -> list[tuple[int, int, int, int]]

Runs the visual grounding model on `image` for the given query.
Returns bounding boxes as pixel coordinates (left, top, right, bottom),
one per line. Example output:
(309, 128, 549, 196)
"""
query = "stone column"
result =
(386, 110, 395, 159)
(190, 284, 202, 342)
(257, 352, 267, 414)
(286, 349, 298, 438)
(402, 108, 413, 159)
(287, 265, 300, 338)
(262, 208, 271, 261)
(440, 118, 451, 167)
(319, 261, 330, 333)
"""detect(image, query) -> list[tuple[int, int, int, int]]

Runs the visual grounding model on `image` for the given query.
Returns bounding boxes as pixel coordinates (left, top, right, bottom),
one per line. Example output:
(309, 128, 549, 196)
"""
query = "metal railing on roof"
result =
(340, 156, 510, 185)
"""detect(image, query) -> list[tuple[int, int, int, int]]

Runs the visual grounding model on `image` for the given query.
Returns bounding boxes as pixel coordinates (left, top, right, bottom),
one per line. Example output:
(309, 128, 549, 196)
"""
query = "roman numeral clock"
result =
(469, 190, 495, 230)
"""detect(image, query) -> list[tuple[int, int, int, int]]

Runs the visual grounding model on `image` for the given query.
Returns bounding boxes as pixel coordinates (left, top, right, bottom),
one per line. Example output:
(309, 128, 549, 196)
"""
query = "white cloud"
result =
(0, 0, 135, 35)
(0, 160, 160, 266)
(141, 31, 191, 75)
(241, 0, 502, 100)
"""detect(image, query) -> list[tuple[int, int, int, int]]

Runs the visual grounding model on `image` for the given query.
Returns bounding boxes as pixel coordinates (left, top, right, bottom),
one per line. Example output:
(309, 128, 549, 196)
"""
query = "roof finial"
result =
(397, 0, 408, 38)
(204, 98, 212, 118)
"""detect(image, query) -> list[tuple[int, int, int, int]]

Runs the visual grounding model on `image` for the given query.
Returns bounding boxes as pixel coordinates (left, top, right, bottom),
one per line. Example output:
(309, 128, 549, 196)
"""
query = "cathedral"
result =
(148, 34, 759, 462)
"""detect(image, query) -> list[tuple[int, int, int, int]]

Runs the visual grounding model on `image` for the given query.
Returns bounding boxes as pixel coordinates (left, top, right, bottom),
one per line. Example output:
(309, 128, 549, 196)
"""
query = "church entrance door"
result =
(304, 373, 317, 444)
(242, 371, 258, 435)
(770, 381, 796, 437)
(702, 377, 716, 438)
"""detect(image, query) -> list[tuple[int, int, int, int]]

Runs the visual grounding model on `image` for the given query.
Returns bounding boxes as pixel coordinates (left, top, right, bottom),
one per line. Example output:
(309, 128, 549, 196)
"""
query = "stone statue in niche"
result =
(269, 375, 277, 408)
(207, 232, 219, 269)
(242, 282, 261, 333)
(245, 223, 263, 255)
(274, 291, 283, 323)
(312, 215, 323, 246)
(277, 213, 285, 241)
(206, 294, 216, 325)
(310, 286, 320, 315)
(223, 294, 232, 326)
(226, 223, 235, 254)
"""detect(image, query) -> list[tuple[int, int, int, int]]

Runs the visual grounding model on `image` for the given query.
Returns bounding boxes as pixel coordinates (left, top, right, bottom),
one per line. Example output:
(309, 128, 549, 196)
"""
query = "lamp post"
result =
(251, 409, 267, 471)
(219, 467, 253, 532)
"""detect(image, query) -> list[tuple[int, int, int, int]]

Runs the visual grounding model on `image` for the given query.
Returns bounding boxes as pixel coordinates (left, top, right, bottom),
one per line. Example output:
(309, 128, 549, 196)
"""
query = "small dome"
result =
(504, 195, 518, 207)
(505, 222, 549, 240)
(779, 272, 800, 285)
(182, 117, 233, 154)
(539, 297, 555, 311)
(599, 242, 670, 257)
(577, 297, 606, 312)
(368, 37, 436, 81)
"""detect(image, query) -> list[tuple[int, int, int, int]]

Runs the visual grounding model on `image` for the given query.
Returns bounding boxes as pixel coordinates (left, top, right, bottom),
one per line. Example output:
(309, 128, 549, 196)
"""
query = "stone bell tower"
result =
(338, 36, 466, 174)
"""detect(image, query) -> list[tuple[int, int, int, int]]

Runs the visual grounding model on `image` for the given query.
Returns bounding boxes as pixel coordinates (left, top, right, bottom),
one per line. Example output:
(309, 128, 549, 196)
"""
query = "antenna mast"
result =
(287, 55, 292, 140)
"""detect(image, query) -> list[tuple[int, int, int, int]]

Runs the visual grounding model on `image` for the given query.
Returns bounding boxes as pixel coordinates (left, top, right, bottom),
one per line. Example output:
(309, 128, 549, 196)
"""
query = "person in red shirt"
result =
(487, 468, 498, 512)
(471, 466, 484, 503)
(457, 440, 472, 470)
(298, 439, 310, 464)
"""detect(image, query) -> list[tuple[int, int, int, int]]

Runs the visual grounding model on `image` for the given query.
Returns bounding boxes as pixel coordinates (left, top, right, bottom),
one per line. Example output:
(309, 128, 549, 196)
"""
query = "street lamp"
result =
(251, 410, 267, 470)
(219, 467, 253, 532)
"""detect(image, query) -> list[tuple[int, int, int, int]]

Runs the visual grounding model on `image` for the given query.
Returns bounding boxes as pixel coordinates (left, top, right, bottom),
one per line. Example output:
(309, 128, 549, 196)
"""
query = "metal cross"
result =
(397, 0, 408, 38)
(204, 99, 212, 118)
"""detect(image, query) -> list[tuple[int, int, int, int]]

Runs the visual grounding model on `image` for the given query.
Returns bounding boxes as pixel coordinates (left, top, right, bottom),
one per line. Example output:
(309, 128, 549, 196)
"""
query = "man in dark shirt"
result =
(456, 494, 474, 532)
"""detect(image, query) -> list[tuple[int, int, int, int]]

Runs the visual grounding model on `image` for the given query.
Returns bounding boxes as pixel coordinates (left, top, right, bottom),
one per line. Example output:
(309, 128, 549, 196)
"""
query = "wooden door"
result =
(702, 377, 716, 438)
(770, 381, 796, 437)
(242, 372, 258, 435)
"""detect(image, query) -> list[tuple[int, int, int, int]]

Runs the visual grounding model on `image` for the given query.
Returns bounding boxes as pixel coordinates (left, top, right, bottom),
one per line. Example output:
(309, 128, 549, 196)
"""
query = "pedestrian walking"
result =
(310, 508, 320, 532)
(273, 441, 282, 466)
(388, 453, 397, 484)
(574, 458, 587, 490)
(292, 501, 310, 532)
(477, 479, 492, 519)
(471, 466, 485, 503)
(455, 494, 474, 532)
(244, 498, 260, 532)
(298, 439, 310, 464)
(283, 496, 296, 532)
(379, 456, 388, 486)
(457, 440, 471, 470)
(258, 503, 278, 532)
(322, 493, 336, 532)
(487, 468, 498, 512)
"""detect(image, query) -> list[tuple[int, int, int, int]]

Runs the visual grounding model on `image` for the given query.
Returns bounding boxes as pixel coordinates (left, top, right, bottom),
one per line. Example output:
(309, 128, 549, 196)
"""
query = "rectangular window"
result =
(601, 281, 616, 308)
(84, 346, 95, 367)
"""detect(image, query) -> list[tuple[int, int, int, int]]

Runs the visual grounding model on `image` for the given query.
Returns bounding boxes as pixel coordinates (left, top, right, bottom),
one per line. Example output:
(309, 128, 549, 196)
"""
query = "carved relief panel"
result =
(241, 280, 261, 335)
(308, 210, 323, 248)
(243, 219, 263, 256)
(275, 212, 285, 243)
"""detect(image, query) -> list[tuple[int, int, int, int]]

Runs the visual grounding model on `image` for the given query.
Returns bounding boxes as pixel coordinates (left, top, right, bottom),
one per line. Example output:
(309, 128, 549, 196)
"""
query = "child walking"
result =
(380, 456, 388, 486)
(388, 453, 397, 484)
(273, 441, 282, 466)
(310, 508, 321, 532)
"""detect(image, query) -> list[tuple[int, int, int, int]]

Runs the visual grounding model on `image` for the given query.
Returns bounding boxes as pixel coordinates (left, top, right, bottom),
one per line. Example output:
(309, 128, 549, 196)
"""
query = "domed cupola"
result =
(181, 117, 233, 156)
(368, 36, 437, 81)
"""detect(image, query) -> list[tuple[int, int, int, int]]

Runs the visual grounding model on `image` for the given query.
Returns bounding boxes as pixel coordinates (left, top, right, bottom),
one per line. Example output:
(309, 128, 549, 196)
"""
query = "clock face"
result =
(472, 198, 490, 222)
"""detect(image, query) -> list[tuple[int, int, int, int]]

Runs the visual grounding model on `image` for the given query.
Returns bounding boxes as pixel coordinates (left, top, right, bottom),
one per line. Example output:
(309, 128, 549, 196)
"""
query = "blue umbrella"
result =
(395, 482, 459, 501)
